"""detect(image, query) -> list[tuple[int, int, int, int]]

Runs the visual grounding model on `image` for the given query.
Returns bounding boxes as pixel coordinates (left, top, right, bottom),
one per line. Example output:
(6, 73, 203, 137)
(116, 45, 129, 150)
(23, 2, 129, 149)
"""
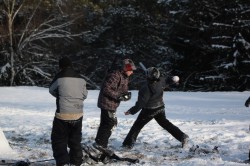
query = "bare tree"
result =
(2, 0, 24, 85)
(0, 0, 87, 86)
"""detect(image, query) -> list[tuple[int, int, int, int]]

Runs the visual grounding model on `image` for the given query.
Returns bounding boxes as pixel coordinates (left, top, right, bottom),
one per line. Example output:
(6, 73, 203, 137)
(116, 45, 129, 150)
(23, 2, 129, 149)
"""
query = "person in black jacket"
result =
(245, 96, 250, 162)
(49, 57, 88, 166)
(122, 67, 189, 149)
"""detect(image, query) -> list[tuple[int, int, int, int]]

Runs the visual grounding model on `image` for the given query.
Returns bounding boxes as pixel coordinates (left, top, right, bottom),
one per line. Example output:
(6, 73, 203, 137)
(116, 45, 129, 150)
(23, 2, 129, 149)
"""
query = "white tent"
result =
(0, 128, 17, 159)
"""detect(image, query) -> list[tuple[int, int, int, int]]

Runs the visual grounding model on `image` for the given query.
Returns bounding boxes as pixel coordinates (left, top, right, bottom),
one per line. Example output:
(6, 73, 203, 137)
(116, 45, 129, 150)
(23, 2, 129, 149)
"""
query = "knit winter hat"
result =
(59, 57, 72, 69)
(123, 59, 136, 71)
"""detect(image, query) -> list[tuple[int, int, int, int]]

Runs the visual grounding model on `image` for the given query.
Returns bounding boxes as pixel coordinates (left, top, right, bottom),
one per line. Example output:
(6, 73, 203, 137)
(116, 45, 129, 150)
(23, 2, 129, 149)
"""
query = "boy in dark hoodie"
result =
(122, 67, 189, 149)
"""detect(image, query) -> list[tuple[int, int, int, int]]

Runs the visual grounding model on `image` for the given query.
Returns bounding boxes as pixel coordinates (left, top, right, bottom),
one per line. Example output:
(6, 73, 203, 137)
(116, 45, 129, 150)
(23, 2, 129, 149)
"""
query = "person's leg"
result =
(248, 124, 250, 161)
(95, 109, 117, 148)
(249, 149, 250, 160)
(123, 109, 153, 148)
(51, 117, 70, 166)
(68, 117, 83, 166)
(154, 109, 187, 142)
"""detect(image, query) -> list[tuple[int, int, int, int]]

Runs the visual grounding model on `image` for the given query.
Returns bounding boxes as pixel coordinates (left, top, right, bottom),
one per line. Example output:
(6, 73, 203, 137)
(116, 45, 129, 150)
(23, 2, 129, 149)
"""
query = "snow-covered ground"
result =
(0, 86, 249, 166)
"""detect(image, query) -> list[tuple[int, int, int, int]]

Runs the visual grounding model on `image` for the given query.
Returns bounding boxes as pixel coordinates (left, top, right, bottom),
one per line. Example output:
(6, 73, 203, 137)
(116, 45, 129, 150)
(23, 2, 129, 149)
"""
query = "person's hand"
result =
(124, 110, 131, 115)
(118, 92, 131, 101)
(245, 98, 250, 107)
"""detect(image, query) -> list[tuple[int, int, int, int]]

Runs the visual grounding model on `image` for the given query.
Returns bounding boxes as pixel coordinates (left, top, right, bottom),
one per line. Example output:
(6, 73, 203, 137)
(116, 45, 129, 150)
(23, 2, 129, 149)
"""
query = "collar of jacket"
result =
(121, 70, 129, 78)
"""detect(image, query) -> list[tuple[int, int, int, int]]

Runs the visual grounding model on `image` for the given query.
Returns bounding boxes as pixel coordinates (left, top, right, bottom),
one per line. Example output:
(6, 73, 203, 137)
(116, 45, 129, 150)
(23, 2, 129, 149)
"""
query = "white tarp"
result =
(0, 128, 17, 159)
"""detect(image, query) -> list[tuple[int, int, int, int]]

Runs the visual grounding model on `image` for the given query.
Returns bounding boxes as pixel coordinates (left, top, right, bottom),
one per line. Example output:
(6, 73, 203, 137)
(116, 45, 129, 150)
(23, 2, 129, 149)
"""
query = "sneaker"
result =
(181, 134, 189, 148)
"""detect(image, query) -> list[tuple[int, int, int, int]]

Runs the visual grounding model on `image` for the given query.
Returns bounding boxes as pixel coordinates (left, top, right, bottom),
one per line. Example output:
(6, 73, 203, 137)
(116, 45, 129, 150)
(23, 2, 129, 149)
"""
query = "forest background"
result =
(0, 0, 249, 91)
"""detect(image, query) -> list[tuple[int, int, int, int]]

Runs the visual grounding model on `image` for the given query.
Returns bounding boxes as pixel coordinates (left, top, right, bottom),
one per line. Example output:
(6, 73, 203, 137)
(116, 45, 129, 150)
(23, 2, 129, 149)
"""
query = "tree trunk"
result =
(8, 11, 15, 86)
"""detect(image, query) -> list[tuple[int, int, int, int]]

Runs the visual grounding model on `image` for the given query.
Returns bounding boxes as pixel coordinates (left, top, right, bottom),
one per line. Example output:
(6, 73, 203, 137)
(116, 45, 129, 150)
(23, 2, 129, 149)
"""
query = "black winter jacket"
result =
(128, 77, 170, 115)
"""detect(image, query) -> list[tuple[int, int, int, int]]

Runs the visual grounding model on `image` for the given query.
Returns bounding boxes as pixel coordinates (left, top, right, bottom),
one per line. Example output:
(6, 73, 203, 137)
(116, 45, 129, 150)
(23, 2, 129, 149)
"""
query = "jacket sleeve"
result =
(82, 79, 88, 100)
(164, 76, 173, 87)
(245, 97, 250, 107)
(128, 85, 150, 115)
(164, 76, 179, 90)
(102, 72, 121, 100)
(49, 76, 58, 97)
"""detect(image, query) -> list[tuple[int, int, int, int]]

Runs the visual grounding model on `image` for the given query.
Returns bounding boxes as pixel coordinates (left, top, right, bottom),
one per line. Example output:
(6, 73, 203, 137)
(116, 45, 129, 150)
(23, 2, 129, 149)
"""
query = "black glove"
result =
(245, 97, 250, 107)
(118, 92, 131, 101)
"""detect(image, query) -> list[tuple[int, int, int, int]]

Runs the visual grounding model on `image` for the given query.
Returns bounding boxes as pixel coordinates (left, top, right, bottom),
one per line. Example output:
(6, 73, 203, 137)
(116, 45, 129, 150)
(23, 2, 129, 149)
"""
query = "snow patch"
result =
(0, 128, 17, 159)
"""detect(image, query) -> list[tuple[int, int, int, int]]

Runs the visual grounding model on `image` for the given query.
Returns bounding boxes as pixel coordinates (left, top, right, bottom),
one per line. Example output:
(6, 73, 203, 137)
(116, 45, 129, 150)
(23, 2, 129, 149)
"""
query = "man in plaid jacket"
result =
(95, 59, 136, 149)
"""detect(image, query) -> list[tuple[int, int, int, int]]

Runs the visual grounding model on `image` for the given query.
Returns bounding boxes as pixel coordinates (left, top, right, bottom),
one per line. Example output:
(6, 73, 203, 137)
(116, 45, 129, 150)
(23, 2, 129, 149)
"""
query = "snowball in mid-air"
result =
(172, 76, 180, 83)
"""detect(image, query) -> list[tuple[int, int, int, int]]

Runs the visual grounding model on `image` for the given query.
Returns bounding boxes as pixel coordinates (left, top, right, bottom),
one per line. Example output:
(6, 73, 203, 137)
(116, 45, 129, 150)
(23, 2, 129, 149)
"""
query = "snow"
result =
(211, 44, 231, 49)
(0, 63, 10, 75)
(0, 86, 249, 166)
(0, 128, 17, 158)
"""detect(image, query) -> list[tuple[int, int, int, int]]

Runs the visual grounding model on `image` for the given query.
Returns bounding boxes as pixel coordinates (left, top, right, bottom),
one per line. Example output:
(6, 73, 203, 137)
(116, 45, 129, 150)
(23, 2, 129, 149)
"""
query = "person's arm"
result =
(102, 72, 121, 101)
(166, 75, 179, 84)
(82, 79, 88, 100)
(49, 76, 58, 97)
(245, 97, 250, 107)
(124, 85, 150, 115)
(164, 76, 180, 90)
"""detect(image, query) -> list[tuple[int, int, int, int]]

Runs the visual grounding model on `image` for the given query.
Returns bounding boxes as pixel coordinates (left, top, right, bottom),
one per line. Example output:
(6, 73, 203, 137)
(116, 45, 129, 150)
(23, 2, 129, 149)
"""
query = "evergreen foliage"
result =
(0, 0, 249, 91)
